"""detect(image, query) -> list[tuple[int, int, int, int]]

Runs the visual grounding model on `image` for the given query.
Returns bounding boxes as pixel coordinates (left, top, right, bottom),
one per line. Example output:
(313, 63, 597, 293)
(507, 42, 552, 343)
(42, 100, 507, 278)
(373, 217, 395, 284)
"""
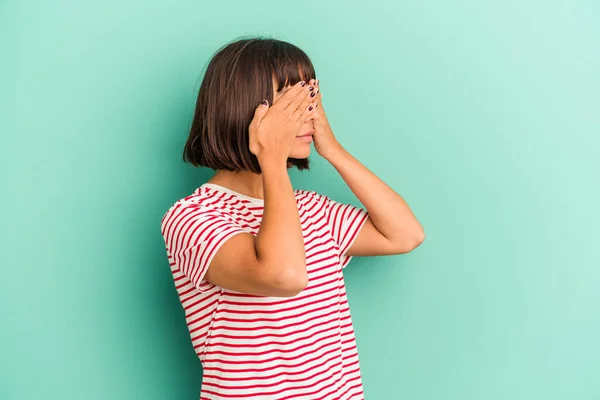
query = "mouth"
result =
(297, 130, 315, 138)
(296, 131, 314, 142)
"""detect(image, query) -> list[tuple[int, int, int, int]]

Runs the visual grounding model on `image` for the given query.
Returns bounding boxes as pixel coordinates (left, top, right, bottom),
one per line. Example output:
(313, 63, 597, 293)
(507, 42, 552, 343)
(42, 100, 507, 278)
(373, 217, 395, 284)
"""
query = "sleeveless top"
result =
(160, 182, 369, 399)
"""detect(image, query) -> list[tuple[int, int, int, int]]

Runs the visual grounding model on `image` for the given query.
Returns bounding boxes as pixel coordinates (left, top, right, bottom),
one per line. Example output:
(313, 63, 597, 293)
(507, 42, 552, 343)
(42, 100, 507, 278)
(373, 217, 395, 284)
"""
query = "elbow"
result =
(410, 229, 426, 250)
(395, 229, 425, 254)
(284, 274, 309, 297)
(280, 267, 309, 297)
(266, 265, 309, 297)
(415, 229, 425, 246)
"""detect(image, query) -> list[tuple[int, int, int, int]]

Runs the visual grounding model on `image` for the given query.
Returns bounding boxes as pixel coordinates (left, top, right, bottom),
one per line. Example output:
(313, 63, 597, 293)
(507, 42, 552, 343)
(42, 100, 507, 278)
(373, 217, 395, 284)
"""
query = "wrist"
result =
(321, 143, 346, 160)
(258, 155, 288, 174)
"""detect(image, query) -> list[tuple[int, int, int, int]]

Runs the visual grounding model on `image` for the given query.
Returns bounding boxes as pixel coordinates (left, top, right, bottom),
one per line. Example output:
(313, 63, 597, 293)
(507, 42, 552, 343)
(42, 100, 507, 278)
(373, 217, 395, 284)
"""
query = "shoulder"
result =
(294, 189, 334, 214)
(161, 189, 233, 231)
(295, 188, 325, 202)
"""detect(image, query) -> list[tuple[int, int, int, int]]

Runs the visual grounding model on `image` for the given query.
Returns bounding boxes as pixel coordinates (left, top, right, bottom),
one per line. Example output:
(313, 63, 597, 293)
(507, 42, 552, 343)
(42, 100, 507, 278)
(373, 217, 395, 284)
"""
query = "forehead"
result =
(274, 73, 308, 94)
(274, 84, 293, 97)
(279, 80, 303, 93)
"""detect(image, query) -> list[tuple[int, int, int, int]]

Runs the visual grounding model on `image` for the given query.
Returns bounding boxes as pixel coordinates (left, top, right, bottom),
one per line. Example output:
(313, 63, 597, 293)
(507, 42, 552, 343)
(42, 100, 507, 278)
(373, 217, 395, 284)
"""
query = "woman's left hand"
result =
(309, 79, 343, 159)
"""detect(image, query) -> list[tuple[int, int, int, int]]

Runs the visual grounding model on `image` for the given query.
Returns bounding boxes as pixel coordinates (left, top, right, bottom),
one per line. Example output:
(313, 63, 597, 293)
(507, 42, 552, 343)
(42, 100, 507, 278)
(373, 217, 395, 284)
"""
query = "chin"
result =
(289, 146, 311, 159)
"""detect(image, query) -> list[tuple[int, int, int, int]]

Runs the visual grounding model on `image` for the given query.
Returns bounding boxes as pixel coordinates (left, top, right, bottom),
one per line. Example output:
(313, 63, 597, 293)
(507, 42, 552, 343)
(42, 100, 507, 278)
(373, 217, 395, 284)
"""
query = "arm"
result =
(308, 78, 424, 257)
(205, 161, 307, 297)
(324, 145, 425, 256)
(205, 84, 313, 297)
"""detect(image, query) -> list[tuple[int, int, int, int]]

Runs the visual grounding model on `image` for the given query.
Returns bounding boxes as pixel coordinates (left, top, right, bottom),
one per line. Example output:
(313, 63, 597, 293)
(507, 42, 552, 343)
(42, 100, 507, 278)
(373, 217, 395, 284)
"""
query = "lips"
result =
(297, 130, 315, 137)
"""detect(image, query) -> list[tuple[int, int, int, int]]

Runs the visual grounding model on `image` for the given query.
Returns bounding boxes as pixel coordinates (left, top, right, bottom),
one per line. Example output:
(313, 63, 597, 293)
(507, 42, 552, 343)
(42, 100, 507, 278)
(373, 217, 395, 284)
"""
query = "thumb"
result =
(251, 99, 269, 127)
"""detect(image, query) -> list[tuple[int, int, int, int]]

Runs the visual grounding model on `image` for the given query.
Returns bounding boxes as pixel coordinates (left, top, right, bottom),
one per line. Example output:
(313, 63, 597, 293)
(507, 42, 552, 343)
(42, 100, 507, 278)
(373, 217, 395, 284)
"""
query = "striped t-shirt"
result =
(160, 182, 370, 399)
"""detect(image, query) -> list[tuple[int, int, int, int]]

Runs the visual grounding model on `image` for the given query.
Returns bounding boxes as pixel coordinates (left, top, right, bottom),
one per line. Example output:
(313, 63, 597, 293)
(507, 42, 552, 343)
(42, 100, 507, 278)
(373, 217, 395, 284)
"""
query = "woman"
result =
(161, 36, 425, 399)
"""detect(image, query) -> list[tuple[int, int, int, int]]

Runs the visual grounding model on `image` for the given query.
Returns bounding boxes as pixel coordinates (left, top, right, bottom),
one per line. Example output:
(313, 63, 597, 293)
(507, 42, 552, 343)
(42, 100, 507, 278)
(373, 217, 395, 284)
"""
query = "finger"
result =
(312, 92, 320, 110)
(249, 99, 270, 130)
(308, 80, 321, 107)
(283, 82, 314, 115)
(270, 80, 307, 112)
(292, 88, 319, 123)
(291, 88, 316, 122)
(297, 100, 317, 123)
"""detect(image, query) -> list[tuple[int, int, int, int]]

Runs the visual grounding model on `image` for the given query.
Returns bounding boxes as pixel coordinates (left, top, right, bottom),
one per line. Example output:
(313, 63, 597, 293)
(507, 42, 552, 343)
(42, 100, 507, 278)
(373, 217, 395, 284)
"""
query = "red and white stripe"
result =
(161, 184, 369, 399)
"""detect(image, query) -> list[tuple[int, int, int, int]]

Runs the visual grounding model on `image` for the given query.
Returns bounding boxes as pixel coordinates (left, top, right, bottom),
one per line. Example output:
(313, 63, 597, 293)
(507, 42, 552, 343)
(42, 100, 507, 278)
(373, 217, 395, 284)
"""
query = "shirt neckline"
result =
(201, 182, 265, 204)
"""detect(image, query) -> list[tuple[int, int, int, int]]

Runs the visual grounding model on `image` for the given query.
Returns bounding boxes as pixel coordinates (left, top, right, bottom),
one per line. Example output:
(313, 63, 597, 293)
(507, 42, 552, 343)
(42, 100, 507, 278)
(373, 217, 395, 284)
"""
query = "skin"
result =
(204, 80, 317, 297)
(204, 76, 425, 297)
(207, 77, 316, 199)
(274, 79, 319, 160)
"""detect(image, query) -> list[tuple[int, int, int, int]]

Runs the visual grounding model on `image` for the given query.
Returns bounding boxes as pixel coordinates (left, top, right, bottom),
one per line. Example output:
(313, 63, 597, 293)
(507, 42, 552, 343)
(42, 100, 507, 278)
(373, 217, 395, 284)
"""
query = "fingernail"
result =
(261, 99, 268, 106)
(300, 81, 306, 87)
(309, 86, 314, 91)
(310, 92, 316, 97)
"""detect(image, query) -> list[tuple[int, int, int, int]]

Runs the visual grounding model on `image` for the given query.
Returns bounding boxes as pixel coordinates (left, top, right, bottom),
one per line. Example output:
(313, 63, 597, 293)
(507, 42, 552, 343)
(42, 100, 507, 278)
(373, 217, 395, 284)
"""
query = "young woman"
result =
(160, 37, 425, 400)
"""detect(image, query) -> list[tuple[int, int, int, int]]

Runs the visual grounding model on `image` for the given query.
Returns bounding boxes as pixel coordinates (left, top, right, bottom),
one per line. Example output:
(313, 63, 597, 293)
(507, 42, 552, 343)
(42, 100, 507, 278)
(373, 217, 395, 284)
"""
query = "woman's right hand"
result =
(248, 80, 317, 166)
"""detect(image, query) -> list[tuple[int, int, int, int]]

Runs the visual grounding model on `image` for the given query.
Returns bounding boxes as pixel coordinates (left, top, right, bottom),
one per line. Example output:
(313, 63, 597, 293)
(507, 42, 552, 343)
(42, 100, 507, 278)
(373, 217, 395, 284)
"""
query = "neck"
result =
(208, 169, 267, 200)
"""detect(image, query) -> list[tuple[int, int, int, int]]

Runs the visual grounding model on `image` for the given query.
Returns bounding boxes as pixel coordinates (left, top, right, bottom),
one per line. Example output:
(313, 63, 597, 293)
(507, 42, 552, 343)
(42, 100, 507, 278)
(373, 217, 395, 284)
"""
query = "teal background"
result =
(2, 0, 599, 399)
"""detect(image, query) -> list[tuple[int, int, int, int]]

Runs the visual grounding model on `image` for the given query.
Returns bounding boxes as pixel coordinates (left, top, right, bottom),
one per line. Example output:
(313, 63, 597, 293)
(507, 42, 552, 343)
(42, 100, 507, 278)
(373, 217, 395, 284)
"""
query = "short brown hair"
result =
(183, 36, 317, 173)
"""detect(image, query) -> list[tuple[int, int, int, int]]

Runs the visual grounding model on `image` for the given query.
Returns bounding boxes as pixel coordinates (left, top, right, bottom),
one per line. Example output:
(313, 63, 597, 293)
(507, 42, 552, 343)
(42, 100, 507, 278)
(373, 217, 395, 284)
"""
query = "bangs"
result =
(184, 36, 315, 173)
(267, 42, 316, 92)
